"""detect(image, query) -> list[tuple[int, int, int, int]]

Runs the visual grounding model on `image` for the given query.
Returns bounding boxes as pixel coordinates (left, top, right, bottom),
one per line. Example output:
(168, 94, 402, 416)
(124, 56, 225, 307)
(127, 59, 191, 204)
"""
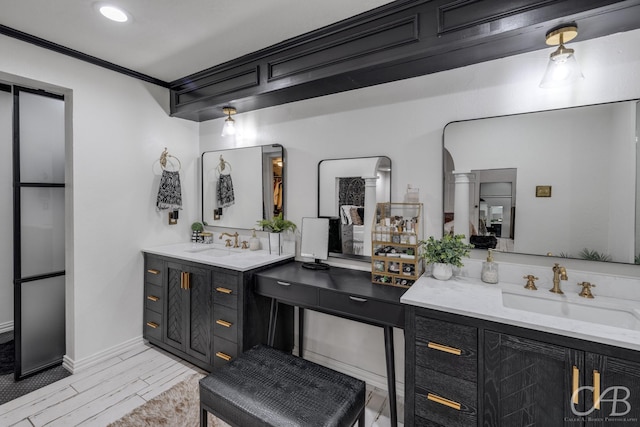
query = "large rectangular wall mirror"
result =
(318, 156, 391, 260)
(202, 144, 284, 229)
(444, 100, 639, 264)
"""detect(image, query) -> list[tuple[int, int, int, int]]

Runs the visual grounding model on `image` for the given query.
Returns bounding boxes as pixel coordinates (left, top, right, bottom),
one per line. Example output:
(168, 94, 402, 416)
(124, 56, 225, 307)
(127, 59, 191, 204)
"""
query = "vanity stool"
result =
(199, 344, 366, 427)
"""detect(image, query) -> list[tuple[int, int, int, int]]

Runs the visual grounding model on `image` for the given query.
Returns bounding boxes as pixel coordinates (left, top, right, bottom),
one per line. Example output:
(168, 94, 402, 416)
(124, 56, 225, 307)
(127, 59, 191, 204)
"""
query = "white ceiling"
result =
(0, 0, 395, 82)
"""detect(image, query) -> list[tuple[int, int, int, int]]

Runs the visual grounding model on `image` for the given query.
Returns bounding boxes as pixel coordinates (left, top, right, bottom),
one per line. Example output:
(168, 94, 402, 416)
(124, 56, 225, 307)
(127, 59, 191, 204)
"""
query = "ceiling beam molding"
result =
(0, 24, 170, 88)
(169, 0, 640, 122)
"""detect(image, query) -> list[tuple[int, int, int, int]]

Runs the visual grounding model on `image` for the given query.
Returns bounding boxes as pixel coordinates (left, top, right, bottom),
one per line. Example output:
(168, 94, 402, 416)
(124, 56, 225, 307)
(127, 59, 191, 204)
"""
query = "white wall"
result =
(200, 28, 640, 392)
(0, 35, 199, 365)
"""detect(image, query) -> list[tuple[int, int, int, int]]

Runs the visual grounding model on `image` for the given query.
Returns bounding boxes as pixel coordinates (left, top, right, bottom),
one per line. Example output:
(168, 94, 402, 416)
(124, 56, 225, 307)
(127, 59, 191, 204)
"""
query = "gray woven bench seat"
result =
(199, 345, 366, 427)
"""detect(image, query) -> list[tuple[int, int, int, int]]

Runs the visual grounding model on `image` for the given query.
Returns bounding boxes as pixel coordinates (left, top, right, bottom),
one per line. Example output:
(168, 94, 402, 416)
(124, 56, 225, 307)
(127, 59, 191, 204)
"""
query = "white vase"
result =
(269, 233, 281, 255)
(432, 262, 453, 280)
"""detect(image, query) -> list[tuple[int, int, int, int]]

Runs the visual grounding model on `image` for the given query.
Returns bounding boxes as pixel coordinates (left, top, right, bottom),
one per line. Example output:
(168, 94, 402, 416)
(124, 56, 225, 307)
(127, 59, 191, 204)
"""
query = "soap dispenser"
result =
(481, 249, 499, 284)
(249, 229, 261, 251)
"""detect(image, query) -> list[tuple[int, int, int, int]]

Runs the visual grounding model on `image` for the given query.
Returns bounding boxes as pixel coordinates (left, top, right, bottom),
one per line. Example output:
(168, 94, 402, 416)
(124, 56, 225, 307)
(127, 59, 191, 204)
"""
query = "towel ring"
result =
(159, 148, 182, 171)
(216, 155, 232, 175)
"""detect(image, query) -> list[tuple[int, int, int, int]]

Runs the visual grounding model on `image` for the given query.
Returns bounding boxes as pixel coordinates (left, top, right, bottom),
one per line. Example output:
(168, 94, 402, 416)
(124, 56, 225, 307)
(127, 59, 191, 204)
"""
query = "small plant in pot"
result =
(191, 222, 204, 242)
(420, 234, 473, 280)
(256, 213, 297, 255)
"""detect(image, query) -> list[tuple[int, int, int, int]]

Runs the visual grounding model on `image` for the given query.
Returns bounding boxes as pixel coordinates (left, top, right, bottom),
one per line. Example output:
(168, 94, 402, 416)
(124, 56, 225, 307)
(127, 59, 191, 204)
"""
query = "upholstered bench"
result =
(199, 345, 366, 427)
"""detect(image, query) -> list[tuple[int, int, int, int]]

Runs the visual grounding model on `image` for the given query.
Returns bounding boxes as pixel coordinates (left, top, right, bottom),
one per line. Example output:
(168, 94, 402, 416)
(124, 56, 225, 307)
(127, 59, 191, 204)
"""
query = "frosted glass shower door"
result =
(13, 87, 66, 380)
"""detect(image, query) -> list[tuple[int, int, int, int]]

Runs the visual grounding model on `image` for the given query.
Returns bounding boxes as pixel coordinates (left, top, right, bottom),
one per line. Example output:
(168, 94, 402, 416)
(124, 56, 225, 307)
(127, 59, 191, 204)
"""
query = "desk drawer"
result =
(213, 271, 239, 293)
(213, 337, 238, 368)
(415, 389, 477, 427)
(415, 366, 477, 413)
(213, 287, 237, 309)
(144, 283, 163, 314)
(255, 277, 318, 306)
(145, 258, 163, 286)
(213, 304, 238, 343)
(415, 338, 477, 383)
(319, 289, 404, 327)
(144, 310, 162, 342)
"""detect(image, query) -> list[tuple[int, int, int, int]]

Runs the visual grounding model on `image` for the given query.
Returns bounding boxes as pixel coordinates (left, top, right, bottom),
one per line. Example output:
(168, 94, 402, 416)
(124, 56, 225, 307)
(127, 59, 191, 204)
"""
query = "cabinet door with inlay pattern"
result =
(186, 266, 212, 362)
(164, 261, 211, 364)
(585, 353, 640, 426)
(483, 331, 583, 427)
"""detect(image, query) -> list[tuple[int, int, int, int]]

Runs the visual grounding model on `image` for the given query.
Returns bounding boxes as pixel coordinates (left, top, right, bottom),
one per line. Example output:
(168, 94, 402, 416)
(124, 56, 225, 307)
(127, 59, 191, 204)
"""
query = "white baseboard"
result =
(299, 347, 405, 400)
(0, 321, 14, 334)
(63, 335, 145, 374)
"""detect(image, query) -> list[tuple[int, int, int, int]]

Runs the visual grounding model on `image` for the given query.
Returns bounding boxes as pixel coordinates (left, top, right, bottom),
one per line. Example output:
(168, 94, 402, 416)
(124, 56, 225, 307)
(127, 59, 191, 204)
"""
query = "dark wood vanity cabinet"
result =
(405, 306, 640, 427)
(142, 253, 285, 371)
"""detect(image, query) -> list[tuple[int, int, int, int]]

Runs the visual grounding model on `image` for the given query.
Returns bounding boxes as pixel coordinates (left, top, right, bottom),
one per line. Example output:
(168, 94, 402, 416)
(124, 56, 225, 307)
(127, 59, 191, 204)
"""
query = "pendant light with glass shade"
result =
(539, 24, 584, 88)
(221, 107, 237, 137)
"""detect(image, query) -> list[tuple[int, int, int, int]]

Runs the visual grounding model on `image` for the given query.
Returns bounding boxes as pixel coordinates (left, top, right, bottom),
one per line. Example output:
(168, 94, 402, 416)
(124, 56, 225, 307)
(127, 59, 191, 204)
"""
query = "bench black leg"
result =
(200, 406, 208, 427)
(358, 406, 365, 426)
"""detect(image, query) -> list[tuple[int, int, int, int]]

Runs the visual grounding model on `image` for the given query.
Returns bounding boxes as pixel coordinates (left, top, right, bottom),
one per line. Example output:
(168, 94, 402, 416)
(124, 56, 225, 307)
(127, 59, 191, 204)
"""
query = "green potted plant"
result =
(256, 213, 297, 233)
(420, 234, 473, 280)
(191, 222, 204, 242)
(257, 213, 297, 255)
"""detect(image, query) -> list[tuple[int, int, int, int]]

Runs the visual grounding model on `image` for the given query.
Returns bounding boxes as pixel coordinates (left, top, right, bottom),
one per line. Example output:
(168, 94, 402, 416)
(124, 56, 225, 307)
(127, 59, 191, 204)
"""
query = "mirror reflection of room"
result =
(444, 100, 638, 263)
(318, 156, 391, 259)
(202, 144, 284, 229)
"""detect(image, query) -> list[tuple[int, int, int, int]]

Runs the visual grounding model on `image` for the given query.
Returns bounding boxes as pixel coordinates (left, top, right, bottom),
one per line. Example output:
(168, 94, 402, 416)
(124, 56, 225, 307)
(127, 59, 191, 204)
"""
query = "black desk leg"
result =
(383, 326, 397, 427)
(268, 299, 279, 347)
(298, 308, 304, 357)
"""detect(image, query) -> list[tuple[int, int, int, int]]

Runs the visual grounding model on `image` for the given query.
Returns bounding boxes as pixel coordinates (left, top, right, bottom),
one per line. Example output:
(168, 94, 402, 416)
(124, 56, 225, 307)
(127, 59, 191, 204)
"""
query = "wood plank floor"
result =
(0, 343, 404, 426)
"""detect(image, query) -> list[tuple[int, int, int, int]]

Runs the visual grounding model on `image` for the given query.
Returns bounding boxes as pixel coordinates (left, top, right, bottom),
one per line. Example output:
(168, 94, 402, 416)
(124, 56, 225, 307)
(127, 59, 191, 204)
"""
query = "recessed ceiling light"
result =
(99, 5, 129, 23)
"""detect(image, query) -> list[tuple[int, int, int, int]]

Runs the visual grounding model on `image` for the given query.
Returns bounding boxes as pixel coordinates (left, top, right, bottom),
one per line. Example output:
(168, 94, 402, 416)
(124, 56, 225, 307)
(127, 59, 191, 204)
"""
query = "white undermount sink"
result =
(183, 245, 236, 257)
(501, 290, 640, 330)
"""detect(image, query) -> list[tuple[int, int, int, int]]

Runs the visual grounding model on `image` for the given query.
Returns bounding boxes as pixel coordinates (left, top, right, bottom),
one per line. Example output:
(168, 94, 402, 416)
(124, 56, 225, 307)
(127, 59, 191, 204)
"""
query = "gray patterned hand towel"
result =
(156, 170, 182, 210)
(217, 174, 235, 208)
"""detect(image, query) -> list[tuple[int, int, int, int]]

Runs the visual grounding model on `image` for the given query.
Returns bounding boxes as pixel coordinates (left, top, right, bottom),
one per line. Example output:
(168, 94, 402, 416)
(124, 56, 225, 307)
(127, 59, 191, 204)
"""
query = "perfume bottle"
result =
(481, 249, 499, 284)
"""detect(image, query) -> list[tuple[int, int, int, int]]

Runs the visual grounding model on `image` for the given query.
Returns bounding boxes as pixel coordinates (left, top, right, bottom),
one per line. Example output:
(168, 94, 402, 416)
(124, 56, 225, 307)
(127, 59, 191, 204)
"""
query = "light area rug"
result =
(108, 373, 230, 427)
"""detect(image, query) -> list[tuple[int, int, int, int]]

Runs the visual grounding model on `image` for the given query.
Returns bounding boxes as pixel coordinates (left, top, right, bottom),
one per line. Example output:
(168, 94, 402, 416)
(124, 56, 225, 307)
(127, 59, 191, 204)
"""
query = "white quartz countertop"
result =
(401, 274, 640, 352)
(142, 243, 294, 272)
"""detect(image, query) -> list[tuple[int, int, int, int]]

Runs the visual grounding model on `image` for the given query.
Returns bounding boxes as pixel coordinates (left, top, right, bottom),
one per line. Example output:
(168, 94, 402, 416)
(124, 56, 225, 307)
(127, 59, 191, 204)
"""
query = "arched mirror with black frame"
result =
(318, 156, 391, 261)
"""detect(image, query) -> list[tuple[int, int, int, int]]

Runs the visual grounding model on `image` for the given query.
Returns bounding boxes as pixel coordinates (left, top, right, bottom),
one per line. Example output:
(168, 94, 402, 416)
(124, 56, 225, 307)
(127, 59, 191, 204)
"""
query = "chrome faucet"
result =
(219, 232, 239, 248)
(550, 263, 568, 294)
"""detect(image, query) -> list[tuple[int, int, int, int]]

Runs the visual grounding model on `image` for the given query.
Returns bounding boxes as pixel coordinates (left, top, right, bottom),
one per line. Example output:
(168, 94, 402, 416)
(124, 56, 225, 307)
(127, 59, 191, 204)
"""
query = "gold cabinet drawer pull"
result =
(147, 295, 159, 302)
(427, 393, 461, 411)
(216, 287, 233, 294)
(572, 365, 580, 404)
(180, 272, 191, 290)
(428, 341, 462, 356)
(147, 269, 160, 275)
(146, 322, 159, 329)
(594, 370, 601, 409)
(215, 352, 232, 361)
(216, 319, 233, 328)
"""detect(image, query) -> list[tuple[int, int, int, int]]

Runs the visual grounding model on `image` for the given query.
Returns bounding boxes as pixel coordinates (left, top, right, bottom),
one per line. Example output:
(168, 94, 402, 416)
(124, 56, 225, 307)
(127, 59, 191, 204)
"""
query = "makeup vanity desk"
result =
(254, 261, 406, 426)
